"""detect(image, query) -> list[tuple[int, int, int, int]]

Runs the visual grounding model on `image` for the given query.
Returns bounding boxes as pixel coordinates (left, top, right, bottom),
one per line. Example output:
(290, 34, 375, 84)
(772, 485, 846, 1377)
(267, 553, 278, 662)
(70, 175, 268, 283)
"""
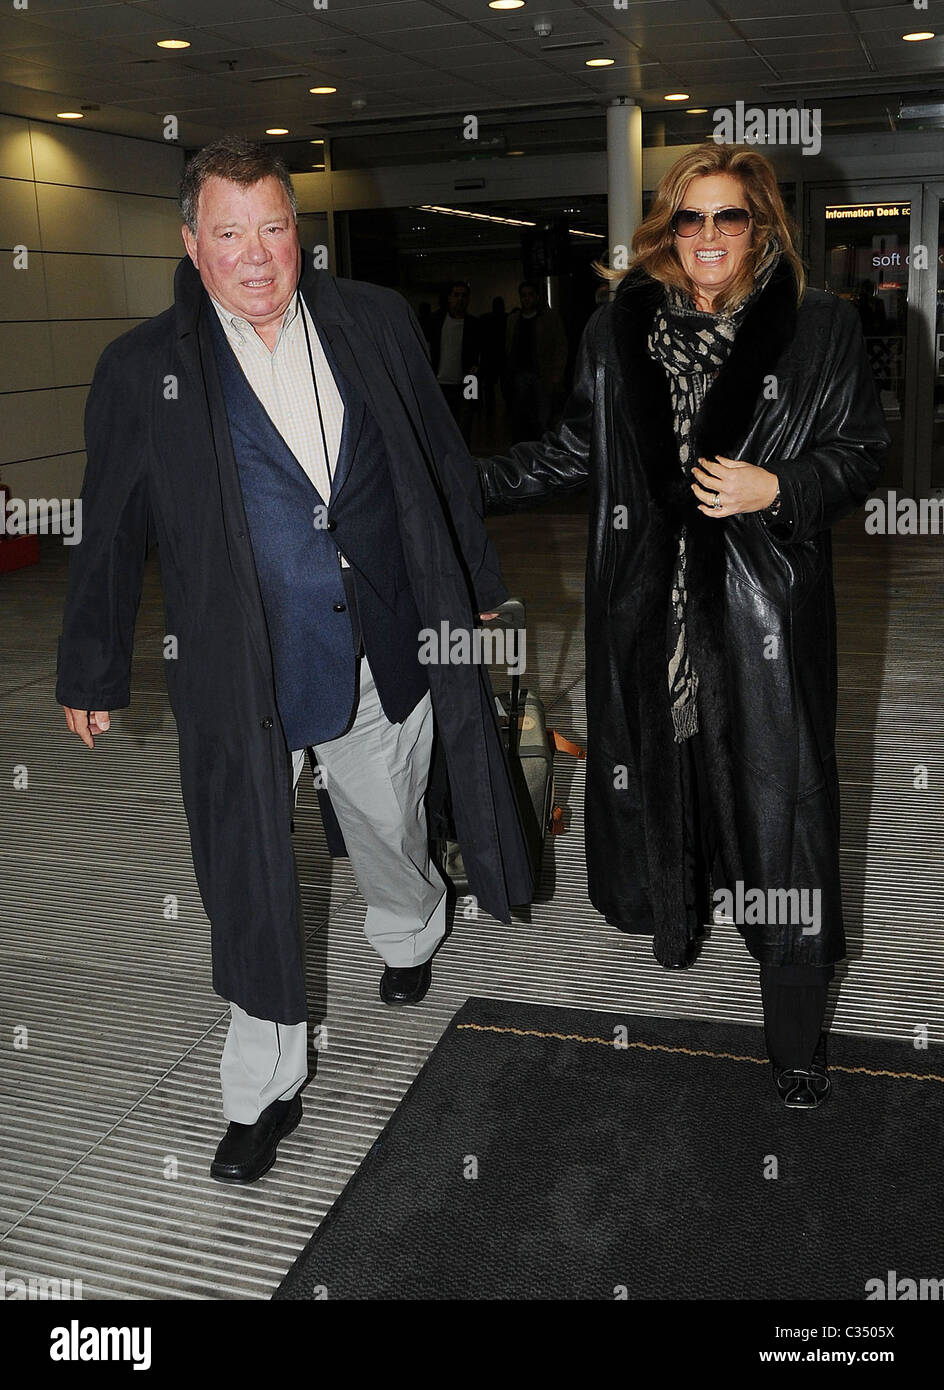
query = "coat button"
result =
(326, 518, 337, 531)
(260, 717, 273, 729)
(333, 602, 346, 612)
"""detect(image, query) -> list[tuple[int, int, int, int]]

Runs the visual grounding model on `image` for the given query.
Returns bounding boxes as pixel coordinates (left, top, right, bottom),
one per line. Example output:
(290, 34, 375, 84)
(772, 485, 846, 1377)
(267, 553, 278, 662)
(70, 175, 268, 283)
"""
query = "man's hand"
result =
(691, 455, 779, 518)
(63, 707, 111, 750)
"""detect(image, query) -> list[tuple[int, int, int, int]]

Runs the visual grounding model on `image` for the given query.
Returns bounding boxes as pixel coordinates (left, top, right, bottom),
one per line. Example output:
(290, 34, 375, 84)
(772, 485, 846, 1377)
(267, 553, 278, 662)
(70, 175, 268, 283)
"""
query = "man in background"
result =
(505, 280, 567, 444)
(426, 280, 481, 445)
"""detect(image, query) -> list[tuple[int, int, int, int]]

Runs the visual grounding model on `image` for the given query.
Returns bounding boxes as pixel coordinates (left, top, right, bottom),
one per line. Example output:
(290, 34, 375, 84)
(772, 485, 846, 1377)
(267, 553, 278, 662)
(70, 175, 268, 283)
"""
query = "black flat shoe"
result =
(210, 1094, 302, 1183)
(775, 1064, 831, 1109)
(380, 959, 432, 1006)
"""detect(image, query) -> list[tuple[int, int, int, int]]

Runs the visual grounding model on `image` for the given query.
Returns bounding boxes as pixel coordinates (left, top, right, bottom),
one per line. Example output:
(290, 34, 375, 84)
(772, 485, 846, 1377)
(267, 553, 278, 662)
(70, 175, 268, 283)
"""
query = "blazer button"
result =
(333, 602, 346, 613)
(260, 717, 273, 729)
(326, 518, 337, 531)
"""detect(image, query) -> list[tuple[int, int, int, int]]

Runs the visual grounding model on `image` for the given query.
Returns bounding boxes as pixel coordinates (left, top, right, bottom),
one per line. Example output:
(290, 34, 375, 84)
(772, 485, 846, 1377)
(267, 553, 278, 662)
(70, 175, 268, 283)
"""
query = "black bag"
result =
(431, 598, 583, 898)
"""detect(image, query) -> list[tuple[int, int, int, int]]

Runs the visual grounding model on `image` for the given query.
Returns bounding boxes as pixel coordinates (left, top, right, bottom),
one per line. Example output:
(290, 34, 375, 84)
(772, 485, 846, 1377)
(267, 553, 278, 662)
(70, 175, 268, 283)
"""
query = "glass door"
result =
(809, 182, 923, 492)
(917, 181, 944, 495)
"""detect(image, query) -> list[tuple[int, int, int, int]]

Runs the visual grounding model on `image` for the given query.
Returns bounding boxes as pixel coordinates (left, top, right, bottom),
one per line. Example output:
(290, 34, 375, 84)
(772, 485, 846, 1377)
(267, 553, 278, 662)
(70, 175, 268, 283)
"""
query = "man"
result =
(56, 138, 532, 1184)
(505, 280, 568, 443)
(425, 280, 480, 445)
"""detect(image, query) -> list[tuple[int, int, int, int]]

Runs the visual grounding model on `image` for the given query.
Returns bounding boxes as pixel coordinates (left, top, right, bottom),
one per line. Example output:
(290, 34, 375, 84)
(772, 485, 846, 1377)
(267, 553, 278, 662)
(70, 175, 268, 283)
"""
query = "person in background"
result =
(426, 280, 481, 445)
(478, 295, 507, 426)
(504, 280, 568, 443)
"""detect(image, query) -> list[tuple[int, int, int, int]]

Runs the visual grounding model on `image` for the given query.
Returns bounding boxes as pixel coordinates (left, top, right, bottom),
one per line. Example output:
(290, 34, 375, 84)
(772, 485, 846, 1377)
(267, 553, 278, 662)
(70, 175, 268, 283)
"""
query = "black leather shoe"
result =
(210, 1094, 302, 1184)
(380, 960, 432, 1006)
(775, 1065, 831, 1108)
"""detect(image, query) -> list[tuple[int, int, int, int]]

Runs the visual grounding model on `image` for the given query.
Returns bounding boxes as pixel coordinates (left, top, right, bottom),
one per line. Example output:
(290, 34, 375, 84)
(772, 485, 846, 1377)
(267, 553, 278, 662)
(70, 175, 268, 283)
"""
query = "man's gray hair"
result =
(179, 136, 298, 233)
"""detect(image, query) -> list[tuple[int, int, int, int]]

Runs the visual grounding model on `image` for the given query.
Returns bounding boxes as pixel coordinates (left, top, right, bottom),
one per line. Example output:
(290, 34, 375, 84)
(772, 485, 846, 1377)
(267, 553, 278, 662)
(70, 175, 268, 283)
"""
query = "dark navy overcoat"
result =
(56, 253, 533, 1022)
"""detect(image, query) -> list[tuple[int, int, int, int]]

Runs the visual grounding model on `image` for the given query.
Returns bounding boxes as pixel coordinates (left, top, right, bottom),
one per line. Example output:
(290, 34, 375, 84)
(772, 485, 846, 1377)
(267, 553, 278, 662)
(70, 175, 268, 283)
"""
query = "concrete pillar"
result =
(606, 98, 643, 273)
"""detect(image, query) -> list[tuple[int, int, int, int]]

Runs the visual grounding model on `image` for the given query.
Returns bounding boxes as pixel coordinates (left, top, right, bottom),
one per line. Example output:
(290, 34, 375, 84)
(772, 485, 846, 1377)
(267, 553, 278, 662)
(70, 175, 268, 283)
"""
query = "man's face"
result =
(448, 284, 469, 316)
(181, 175, 301, 328)
(519, 285, 539, 313)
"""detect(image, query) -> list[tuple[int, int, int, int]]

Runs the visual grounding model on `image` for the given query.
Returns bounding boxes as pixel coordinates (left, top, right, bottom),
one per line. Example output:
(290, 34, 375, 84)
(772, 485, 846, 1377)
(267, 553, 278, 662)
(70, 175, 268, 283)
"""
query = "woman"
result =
(479, 144, 889, 1109)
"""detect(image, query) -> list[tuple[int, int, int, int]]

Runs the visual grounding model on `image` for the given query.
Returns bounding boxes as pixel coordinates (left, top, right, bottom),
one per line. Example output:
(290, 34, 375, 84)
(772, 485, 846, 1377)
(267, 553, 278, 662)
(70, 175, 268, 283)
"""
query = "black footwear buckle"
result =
(776, 1066, 831, 1109)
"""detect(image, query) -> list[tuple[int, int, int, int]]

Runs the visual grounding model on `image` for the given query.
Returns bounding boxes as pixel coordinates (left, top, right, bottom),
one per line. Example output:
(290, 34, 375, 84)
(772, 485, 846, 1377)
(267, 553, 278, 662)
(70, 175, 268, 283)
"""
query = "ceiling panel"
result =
(0, 0, 940, 145)
(721, 0, 846, 15)
(131, 0, 295, 23)
(855, 3, 944, 31)
(737, 15, 854, 39)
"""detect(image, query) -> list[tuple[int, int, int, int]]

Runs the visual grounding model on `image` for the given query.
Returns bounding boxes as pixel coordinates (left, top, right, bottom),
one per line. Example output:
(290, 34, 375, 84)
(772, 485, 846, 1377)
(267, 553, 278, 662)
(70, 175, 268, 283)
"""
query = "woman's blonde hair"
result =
(599, 143, 805, 313)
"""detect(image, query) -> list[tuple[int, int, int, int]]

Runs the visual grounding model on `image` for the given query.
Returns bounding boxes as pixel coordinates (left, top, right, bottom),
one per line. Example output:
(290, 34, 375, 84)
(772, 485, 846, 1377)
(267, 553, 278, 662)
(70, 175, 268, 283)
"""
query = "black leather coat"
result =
(481, 259, 889, 968)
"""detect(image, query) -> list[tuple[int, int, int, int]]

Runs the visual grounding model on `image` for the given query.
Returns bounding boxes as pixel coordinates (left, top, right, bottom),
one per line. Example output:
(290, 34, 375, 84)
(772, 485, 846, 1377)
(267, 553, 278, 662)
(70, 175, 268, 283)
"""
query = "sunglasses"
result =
(672, 207, 752, 237)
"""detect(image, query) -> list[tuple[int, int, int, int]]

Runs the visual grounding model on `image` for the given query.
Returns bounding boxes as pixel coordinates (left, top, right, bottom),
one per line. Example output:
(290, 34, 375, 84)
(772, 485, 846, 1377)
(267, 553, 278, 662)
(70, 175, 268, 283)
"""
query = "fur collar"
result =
(611, 256, 798, 519)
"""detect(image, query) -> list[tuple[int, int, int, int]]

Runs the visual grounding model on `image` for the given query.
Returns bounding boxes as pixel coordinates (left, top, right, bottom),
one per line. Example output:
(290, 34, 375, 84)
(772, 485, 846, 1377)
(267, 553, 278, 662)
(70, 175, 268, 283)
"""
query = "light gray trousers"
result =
(220, 656, 447, 1123)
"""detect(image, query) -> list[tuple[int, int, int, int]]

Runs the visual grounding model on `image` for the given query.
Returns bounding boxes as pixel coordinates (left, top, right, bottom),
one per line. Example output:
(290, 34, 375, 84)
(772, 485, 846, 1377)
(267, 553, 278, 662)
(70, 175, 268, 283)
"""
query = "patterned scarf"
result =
(648, 238, 781, 741)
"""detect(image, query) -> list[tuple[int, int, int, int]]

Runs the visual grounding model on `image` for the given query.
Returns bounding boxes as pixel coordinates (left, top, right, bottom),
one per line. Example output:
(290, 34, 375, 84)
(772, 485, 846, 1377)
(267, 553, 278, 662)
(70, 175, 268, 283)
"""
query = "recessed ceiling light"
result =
(309, 86, 337, 94)
(686, 108, 708, 115)
(157, 39, 190, 49)
(489, 1, 525, 9)
(507, 149, 525, 156)
(57, 112, 84, 120)
(586, 58, 614, 67)
(310, 139, 325, 145)
(266, 127, 289, 135)
(665, 93, 690, 101)
(902, 31, 935, 41)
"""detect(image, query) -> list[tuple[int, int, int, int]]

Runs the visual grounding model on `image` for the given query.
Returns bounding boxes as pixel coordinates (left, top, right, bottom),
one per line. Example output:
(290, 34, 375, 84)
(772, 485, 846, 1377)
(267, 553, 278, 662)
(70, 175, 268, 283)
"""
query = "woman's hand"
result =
(691, 455, 779, 518)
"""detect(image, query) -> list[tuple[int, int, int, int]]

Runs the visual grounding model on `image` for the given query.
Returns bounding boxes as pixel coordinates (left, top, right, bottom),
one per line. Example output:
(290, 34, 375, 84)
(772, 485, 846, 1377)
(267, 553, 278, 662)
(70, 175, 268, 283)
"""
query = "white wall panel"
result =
(0, 389, 69, 466)
(29, 123, 183, 198)
(0, 176, 40, 248)
(44, 253, 129, 320)
(123, 257, 177, 318)
(0, 321, 54, 391)
(50, 320, 144, 388)
(0, 452, 87, 504)
(36, 184, 123, 255)
(0, 248, 49, 321)
(0, 113, 33, 181)
(117, 193, 185, 258)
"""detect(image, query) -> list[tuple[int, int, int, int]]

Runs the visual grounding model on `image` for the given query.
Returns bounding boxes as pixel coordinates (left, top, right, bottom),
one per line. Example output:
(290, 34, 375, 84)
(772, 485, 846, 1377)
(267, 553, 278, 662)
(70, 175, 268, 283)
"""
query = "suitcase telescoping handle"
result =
(479, 597, 526, 759)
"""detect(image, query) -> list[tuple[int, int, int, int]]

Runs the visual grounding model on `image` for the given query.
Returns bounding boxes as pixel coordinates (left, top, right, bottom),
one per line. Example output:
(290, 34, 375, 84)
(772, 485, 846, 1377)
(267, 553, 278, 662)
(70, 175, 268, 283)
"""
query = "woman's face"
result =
(672, 173, 754, 311)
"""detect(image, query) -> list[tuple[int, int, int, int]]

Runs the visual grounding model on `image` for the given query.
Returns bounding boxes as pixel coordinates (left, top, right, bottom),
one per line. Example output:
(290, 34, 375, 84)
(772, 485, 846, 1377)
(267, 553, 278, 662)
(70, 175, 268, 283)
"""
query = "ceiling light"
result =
(266, 128, 289, 135)
(157, 39, 190, 49)
(310, 86, 337, 94)
(507, 149, 525, 156)
(586, 57, 614, 67)
(414, 204, 604, 239)
(489, 1, 525, 9)
(310, 139, 325, 144)
(686, 108, 708, 115)
(665, 93, 690, 101)
(902, 32, 935, 41)
(57, 112, 84, 120)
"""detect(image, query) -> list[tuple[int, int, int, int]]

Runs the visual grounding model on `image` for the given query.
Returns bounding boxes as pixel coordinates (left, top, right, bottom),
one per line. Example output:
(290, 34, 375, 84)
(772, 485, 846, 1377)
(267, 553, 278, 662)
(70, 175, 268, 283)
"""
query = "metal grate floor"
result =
(1, 503, 941, 1299)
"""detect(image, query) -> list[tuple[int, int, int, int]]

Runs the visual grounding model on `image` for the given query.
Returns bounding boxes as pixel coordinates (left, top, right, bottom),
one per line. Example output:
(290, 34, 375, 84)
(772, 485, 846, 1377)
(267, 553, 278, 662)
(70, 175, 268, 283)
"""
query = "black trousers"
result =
(680, 732, 833, 1072)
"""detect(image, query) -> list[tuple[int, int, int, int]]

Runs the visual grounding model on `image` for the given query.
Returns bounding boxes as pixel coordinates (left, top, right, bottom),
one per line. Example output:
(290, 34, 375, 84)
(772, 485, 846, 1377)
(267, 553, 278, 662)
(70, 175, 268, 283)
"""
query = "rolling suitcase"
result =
(432, 597, 584, 898)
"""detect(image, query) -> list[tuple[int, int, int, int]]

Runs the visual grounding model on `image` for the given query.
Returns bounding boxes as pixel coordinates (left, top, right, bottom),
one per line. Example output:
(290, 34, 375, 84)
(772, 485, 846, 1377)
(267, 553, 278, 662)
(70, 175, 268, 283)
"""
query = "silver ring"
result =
(711, 492, 723, 509)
